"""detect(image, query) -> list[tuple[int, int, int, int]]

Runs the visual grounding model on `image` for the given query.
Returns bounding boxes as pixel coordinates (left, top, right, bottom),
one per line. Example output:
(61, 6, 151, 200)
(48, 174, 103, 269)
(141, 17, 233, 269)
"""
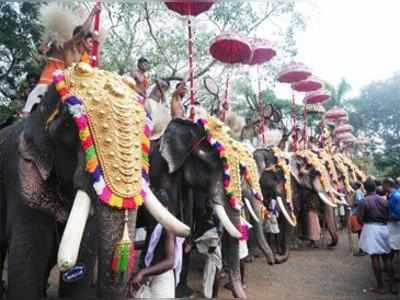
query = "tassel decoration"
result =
(112, 210, 136, 274)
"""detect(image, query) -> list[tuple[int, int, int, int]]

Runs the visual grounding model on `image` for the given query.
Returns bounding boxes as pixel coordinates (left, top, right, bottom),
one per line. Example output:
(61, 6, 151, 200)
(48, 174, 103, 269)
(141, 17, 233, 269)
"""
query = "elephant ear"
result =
(160, 119, 202, 173)
(18, 86, 59, 180)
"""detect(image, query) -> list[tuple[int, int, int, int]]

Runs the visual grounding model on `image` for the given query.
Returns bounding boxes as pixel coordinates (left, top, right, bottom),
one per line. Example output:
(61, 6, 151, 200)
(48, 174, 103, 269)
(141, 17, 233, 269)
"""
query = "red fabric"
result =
(292, 78, 323, 92)
(247, 38, 276, 65)
(349, 215, 363, 233)
(165, 1, 214, 16)
(210, 34, 252, 64)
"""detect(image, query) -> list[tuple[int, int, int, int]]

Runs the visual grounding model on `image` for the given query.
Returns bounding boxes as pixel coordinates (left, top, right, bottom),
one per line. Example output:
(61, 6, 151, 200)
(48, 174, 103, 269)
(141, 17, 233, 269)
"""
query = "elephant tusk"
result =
(213, 204, 242, 239)
(318, 192, 337, 208)
(144, 186, 190, 238)
(58, 190, 91, 272)
(276, 196, 296, 227)
(244, 198, 260, 223)
(331, 188, 345, 198)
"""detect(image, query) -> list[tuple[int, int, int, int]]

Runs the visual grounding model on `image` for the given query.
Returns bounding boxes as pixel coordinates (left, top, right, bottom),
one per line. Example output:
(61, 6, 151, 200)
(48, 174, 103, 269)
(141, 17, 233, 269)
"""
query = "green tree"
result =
(349, 73, 400, 177)
(0, 2, 42, 105)
(324, 78, 352, 109)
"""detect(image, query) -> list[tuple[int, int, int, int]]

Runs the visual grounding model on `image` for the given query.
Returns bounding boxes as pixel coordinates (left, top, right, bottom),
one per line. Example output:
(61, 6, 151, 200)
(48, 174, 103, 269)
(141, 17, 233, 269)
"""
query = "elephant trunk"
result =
(243, 187, 275, 265)
(211, 175, 242, 239)
(96, 203, 138, 298)
(274, 215, 290, 264)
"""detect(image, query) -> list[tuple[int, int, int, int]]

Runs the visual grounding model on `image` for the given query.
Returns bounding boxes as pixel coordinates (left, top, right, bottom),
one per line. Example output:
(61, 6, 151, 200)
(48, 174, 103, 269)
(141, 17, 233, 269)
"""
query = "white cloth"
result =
(239, 240, 249, 260)
(144, 223, 185, 286)
(264, 215, 280, 234)
(195, 228, 222, 298)
(388, 221, 400, 250)
(359, 223, 391, 255)
(134, 270, 175, 298)
(23, 84, 48, 113)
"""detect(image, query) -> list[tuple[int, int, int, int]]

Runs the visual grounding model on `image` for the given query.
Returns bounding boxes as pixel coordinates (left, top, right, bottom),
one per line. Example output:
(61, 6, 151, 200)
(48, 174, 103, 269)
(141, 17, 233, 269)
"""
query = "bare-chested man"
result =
(171, 82, 187, 119)
(131, 57, 151, 97)
(22, 3, 101, 116)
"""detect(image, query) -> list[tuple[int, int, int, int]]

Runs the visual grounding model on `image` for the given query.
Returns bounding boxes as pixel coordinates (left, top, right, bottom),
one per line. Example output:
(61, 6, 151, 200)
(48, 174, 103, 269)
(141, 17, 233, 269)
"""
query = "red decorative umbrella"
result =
(336, 115, 349, 124)
(292, 76, 323, 93)
(210, 33, 252, 120)
(210, 33, 252, 64)
(164, 0, 215, 119)
(277, 62, 312, 84)
(303, 89, 331, 104)
(246, 37, 276, 65)
(325, 106, 348, 120)
(165, 1, 214, 16)
(334, 124, 353, 135)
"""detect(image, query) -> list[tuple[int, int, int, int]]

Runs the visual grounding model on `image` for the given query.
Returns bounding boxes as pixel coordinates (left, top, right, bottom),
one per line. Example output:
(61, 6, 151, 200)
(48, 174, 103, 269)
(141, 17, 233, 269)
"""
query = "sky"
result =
(293, 0, 400, 97)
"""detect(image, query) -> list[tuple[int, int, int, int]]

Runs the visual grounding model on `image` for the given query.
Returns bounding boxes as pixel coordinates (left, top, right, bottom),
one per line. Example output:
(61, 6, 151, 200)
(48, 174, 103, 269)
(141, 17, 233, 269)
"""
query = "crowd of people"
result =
(350, 177, 400, 295)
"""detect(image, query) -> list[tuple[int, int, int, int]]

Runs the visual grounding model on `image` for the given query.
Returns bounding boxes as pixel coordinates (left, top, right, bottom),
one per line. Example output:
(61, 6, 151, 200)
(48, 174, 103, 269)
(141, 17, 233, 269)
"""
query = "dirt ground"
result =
(19, 231, 400, 299)
(185, 230, 399, 300)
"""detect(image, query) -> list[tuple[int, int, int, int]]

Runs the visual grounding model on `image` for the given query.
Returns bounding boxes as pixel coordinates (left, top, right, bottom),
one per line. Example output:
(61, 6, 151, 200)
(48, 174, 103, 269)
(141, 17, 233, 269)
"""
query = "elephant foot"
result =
(228, 271, 247, 299)
(175, 284, 194, 298)
(244, 255, 254, 263)
(0, 280, 5, 299)
(328, 237, 338, 248)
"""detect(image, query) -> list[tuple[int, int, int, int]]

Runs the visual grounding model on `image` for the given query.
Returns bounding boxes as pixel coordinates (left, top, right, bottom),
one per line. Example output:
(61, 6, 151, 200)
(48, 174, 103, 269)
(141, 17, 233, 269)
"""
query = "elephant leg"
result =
(7, 208, 57, 300)
(325, 205, 339, 247)
(274, 217, 289, 264)
(59, 216, 98, 299)
(221, 232, 246, 299)
(175, 250, 194, 297)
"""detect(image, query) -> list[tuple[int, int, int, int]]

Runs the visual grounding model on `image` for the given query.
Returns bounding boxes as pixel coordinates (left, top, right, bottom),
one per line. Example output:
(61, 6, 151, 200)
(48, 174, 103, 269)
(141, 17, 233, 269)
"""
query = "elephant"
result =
(148, 117, 276, 298)
(289, 150, 340, 247)
(253, 147, 297, 263)
(0, 64, 189, 300)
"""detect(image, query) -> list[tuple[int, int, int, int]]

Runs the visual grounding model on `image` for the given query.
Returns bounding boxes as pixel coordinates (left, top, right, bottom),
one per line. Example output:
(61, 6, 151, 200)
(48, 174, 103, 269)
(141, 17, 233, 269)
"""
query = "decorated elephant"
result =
(290, 149, 340, 246)
(253, 147, 297, 263)
(0, 63, 190, 300)
(149, 116, 275, 298)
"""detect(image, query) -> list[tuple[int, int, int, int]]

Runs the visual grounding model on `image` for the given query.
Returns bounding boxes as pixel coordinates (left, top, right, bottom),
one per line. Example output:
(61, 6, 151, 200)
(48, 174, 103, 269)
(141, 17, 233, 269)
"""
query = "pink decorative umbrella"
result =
(303, 89, 331, 104)
(210, 33, 252, 120)
(325, 106, 348, 121)
(292, 76, 323, 93)
(336, 132, 354, 142)
(334, 124, 353, 135)
(246, 37, 276, 65)
(210, 33, 252, 64)
(164, 0, 215, 119)
(277, 62, 312, 84)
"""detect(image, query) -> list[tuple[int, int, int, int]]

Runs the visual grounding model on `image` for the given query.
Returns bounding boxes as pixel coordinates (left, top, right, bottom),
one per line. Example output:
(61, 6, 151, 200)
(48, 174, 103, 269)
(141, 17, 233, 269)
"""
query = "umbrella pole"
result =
(91, 1, 101, 68)
(220, 72, 230, 121)
(188, 17, 195, 120)
(257, 66, 266, 145)
(303, 108, 308, 149)
(291, 90, 298, 151)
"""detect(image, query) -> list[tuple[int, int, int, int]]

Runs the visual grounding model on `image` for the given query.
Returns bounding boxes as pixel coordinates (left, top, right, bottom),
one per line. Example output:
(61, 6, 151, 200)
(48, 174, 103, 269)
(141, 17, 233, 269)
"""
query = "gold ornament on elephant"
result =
(63, 63, 146, 198)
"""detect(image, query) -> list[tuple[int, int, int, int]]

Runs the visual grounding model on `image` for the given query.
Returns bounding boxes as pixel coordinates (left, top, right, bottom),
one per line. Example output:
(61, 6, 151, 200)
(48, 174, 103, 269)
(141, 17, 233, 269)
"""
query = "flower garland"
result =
(272, 147, 295, 219)
(53, 69, 152, 210)
(296, 149, 332, 193)
(197, 118, 241, 210)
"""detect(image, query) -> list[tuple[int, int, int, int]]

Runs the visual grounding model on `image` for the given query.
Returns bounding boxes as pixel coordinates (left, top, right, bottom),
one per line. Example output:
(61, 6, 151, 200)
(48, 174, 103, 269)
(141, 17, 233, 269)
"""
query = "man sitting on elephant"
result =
(22, 3, 101, 116)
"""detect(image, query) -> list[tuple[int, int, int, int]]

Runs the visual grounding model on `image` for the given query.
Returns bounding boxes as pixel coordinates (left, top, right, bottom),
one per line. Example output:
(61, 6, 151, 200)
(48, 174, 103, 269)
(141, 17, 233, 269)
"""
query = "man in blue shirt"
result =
(383, 177, 400, 294)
